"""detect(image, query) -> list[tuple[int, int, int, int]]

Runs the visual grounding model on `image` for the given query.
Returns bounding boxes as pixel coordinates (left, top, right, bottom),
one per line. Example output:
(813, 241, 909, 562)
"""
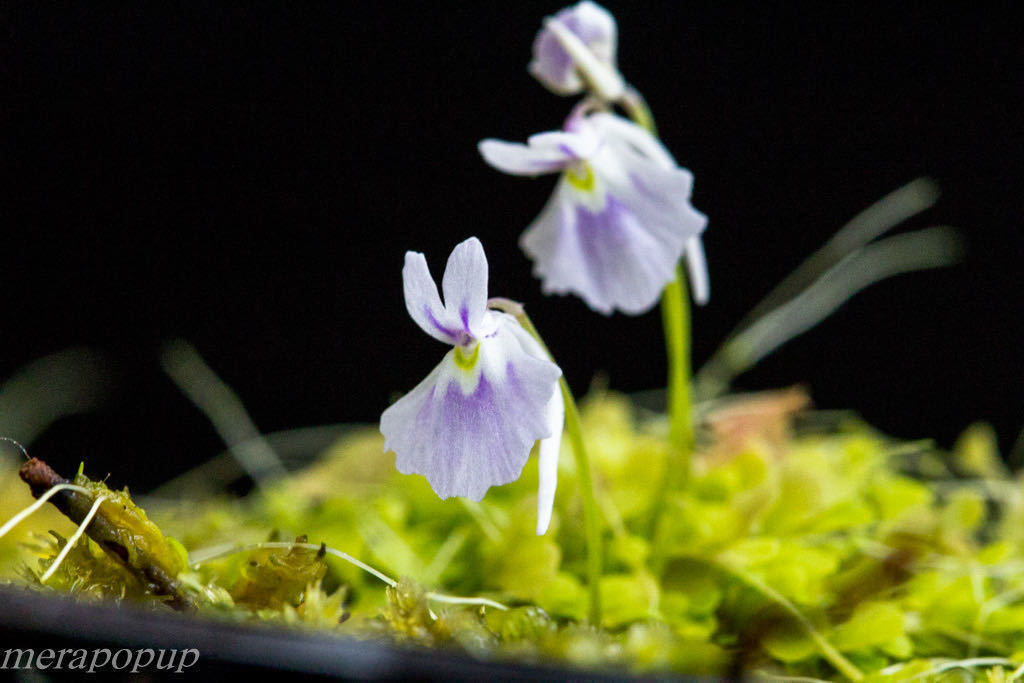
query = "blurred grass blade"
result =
(0, 347, 110, 446)
(740, 177, 940, 329)
(697, 226, 962, 397)
(160, 339, 287, 488)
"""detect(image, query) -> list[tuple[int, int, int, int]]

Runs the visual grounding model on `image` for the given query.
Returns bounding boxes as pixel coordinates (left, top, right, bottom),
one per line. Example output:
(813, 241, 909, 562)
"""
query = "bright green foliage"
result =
(3, 395, 1024, 679)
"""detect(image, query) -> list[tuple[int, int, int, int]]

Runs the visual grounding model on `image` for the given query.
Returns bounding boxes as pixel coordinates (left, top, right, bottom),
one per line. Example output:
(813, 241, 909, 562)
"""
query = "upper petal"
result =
(441, 237, 489, 338)
(527, 128, 602, 161)
(478, 138, 574, 177)
(588, 112, 676, 169)
(403, 251, 460, 344)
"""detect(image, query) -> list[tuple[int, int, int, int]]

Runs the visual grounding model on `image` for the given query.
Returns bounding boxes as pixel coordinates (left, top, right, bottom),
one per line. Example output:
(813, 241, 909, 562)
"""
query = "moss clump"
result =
(3, 391, 1024, 679)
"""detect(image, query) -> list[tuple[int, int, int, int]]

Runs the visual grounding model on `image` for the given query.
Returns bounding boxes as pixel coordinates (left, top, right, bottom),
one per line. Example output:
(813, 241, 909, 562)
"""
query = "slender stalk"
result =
(646, 267, 693, 571)
(490, 299, 603, 625)
(661, 265, 694, 482)
(557, 373, 604, 626)
(620, 87, 658, 138)
(619, 90, 696, 545)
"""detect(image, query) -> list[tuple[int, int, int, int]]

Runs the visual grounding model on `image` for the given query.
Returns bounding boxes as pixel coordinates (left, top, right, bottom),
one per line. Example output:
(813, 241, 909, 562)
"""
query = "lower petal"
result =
(381, 332, 561, 501)
(521, 181, 685, 315)
(535, 386, 564, 535)
(685, 235, 710, 306)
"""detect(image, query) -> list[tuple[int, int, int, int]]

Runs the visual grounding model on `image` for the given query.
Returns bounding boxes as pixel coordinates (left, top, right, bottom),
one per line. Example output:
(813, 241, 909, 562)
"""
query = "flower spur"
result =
(479, 108, 709, 315)
(379, 237, 565, 535)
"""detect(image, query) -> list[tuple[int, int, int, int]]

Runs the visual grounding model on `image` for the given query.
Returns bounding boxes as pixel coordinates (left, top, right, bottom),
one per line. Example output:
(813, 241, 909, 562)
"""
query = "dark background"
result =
(2, 2, 1022, 488)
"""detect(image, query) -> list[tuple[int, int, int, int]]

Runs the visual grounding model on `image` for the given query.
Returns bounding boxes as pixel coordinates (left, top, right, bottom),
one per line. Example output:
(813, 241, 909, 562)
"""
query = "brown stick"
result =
(19, 457, 193, 611)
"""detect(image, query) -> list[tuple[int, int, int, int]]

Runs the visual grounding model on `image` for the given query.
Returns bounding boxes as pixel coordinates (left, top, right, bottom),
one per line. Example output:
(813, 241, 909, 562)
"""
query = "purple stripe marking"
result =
(558, 143, 579, 160)
(425, 306, 458, 339)
(528, 158, 570, 172)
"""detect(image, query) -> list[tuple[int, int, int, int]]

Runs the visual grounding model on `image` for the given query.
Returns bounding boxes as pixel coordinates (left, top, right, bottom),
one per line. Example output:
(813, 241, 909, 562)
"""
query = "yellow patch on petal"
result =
(565, 162, 595, 192)
(453, 343, 480, 371)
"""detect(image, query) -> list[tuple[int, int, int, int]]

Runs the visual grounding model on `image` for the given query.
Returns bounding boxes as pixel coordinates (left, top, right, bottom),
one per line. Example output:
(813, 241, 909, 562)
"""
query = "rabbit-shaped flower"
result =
(380, 237, 565, 535)
(480, 111, 709, 315)
(530, 1, 624, 100)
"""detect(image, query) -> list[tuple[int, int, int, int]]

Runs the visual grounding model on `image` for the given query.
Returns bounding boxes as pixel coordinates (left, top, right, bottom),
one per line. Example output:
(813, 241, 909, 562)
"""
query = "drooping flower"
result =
(380, 237, 565, 535)
(479, 110, 709, 315)
(529, 1, 625, 101)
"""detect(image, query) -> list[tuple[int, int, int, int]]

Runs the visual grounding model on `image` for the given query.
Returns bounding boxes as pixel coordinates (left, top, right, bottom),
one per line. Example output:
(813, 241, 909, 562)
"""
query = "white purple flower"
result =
(479, 111, 710, 315)
(380, 237, 565, 535)
(529, 1, 624, 101)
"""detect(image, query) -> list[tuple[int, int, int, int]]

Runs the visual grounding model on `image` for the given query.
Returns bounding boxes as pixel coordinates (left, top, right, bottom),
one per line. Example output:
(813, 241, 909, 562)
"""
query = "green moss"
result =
(3, 393, 1024, 679)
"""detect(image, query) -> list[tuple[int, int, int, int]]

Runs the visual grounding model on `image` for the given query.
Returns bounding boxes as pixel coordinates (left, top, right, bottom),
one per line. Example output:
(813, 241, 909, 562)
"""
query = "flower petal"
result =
(381, 320, 561, 501)
(535, 386, 564, 535)
(685, 235, 710, 305)
(542, 17, 624, 100)
(522, 178, 696, 315)
(529, 1, 620, 99)
(492, 314, 565, 536)
(527, 129, 602, 161)
(403, 251, 459, 344)
(478, 139, 574, 177)
(588, 112, 675, 169)
(441, 237, 489, 338)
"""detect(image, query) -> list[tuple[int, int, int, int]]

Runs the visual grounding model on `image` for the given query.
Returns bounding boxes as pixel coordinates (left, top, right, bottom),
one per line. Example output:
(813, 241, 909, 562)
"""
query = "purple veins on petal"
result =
(403, 251, 459, 344)
(441, 237, 489, 337)
(522, 183, 693, 315)
(484, 112, 709, 315)
(426, 306, 459, 340)
(384, 238, 564, 532)
(382, 335, 560, 501)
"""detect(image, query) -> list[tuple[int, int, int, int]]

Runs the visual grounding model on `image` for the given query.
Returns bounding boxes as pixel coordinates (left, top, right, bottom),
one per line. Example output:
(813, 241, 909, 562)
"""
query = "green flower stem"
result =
(620, 87, 658, 138)
(618, 89, 695, 543)
(557, 370, 604, 626)
(489, 298, 603, 625)
(661, 265, 694, 483)
(647, 267, 693, 571)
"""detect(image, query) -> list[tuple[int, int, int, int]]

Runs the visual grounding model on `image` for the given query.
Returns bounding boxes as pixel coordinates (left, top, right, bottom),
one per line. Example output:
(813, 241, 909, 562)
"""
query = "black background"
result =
(2, 2, 1022, 488)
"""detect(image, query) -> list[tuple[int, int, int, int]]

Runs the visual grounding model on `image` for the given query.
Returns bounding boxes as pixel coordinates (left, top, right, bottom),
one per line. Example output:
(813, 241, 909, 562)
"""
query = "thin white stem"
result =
(0, 436, 31, 460)
(189, 541, 396, 587)
(752, 672, 833, 683)
(40, 495, 107, 584)
(423, 593, 508, 611)
(905, 658, 1016, 681)
(0, 483, 93, 542)
(188, 540, 509, 611)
